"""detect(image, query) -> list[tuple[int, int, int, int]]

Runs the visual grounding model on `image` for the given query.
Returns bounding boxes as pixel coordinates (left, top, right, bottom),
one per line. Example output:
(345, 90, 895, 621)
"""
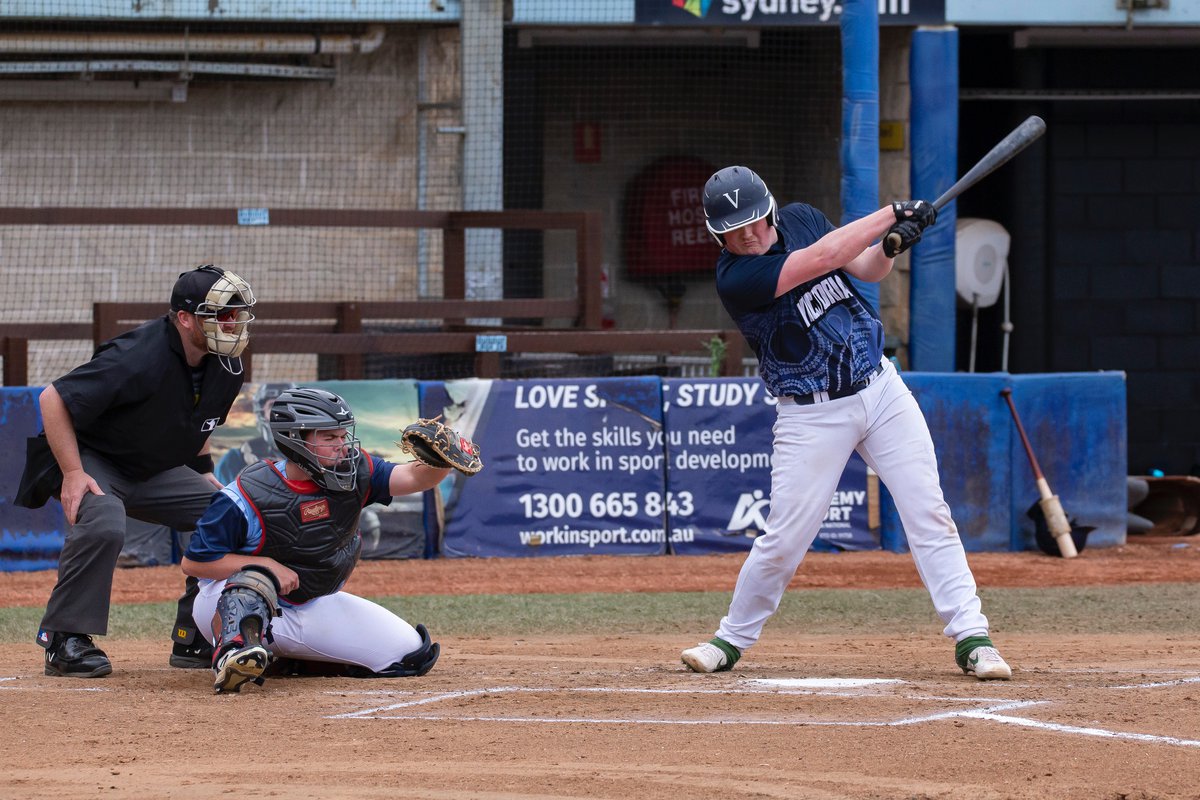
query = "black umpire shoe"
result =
(42, 632, 113, 678)
(170, 638, 215, 669)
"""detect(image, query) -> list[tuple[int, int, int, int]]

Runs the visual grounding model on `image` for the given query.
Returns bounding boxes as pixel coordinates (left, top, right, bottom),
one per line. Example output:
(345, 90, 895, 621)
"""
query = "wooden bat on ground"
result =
(1000, 387, 1078, 559)
(885, 115, 1046, 253)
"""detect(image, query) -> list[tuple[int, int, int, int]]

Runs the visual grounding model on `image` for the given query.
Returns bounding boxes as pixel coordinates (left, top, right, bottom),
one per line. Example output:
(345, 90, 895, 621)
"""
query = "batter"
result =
(680, 166, 1011, 681)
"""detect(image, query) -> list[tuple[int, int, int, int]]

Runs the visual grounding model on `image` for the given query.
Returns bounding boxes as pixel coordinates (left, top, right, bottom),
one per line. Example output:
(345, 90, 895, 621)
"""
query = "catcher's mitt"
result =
(398, 416, 483, 476)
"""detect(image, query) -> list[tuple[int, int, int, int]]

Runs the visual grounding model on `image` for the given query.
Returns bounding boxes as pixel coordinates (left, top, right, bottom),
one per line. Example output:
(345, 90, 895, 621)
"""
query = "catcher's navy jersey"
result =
(185, 457, 394, 565)
(716, 203, 884, 398)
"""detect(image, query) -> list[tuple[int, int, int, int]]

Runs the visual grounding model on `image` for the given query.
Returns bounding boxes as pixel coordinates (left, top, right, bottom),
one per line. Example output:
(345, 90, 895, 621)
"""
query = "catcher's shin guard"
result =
(344, 623, 440, 679)
(212, 566, 281, 693)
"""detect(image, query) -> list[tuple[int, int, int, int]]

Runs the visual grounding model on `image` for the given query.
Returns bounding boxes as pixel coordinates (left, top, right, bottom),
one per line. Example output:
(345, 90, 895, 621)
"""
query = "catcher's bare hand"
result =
(397, 416, 483, 476)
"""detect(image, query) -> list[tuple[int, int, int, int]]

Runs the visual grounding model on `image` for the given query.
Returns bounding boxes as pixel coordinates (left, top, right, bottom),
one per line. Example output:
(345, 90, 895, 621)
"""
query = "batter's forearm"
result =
(776, 207, 896, 295)
(842, 242, 895, 283)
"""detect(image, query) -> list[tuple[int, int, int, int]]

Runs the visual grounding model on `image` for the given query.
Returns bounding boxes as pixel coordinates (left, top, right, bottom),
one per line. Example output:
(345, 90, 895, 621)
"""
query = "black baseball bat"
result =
(885, 115, 1046, 253)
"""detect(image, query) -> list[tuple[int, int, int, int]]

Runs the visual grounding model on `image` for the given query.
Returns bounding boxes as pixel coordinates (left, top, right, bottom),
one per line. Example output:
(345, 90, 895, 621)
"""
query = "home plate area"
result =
(324, 673, 1200, 748)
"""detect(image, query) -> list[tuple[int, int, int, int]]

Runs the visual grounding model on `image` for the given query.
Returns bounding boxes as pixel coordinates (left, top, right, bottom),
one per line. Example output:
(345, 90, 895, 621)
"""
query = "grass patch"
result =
(2, 584, 1197, 643)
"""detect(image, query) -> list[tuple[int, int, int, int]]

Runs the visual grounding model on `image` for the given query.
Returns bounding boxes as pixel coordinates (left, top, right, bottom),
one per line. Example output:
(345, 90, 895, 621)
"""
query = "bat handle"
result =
(884, 231, 902, 255)
(1000, 388, 1046, 481)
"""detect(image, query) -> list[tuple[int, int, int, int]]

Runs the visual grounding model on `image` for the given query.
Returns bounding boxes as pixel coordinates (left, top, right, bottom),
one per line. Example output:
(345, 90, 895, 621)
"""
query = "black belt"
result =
(778, 361, 885, 406)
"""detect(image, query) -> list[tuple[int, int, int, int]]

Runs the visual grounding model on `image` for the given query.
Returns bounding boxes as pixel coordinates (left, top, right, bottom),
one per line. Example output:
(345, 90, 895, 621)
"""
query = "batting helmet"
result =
(702, 166, 777, 244)
(269, 387, 361, 492)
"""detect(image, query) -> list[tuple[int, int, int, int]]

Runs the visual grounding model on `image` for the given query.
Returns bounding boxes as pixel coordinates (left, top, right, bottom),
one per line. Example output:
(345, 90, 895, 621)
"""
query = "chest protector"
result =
(236, 456, 373, 604)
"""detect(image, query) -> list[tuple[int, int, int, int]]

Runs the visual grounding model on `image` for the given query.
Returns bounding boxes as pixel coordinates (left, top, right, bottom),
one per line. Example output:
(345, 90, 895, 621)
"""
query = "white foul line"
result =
(1107, 676, 1200, 690)
(963, 710, 1200, 748)
(328, 683, 1200, 747)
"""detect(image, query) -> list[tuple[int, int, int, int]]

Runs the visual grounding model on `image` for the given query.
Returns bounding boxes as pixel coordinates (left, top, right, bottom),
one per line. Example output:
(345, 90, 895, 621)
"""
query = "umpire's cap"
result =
(702, 166, 777, 243)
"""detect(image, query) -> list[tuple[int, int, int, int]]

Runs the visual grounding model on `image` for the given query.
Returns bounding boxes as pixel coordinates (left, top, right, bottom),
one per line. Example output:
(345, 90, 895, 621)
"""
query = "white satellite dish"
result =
(955, 218, 1013, 372)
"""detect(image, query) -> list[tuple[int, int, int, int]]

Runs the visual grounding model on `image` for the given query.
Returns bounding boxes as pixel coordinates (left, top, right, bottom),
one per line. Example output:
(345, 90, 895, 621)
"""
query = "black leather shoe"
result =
(170, 638, 215, 669)
(43, 633, 112, 678)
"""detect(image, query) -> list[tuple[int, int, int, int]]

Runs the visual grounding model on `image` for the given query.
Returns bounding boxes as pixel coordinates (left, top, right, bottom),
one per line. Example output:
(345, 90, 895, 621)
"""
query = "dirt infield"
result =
(2, 535, 1198, 606)
(2, 538, 1199, 799)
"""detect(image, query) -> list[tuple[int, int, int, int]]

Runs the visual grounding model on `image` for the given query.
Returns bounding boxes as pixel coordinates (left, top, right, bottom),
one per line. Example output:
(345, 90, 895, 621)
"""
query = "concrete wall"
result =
(0, 25, 462, 385)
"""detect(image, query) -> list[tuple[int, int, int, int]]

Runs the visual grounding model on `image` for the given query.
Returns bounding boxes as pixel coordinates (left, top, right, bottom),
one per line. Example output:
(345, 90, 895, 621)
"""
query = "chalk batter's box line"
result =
(325, 683, 1200, 748)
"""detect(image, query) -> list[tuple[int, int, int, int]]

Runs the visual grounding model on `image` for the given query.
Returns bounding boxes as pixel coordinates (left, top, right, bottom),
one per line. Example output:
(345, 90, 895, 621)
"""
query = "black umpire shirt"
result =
(51, 315, 244, 481)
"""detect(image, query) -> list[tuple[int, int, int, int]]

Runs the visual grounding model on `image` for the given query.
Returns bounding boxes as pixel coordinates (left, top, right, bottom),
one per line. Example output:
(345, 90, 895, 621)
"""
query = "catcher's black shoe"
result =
(170, 638, 215, 669)
(41, 632, 113, 678)
(213, 638, 271, 694)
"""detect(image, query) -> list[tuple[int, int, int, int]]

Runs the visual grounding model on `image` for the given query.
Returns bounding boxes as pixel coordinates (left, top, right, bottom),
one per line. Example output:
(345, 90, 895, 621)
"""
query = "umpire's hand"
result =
(59, 468, 105, 525)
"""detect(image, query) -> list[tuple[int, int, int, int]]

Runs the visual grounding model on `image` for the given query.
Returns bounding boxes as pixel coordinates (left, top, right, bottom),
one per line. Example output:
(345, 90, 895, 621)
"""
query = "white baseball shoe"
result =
(213, 641, 271, 694)
(681, 637, 741, 673)
(961, 645, 1012, 680)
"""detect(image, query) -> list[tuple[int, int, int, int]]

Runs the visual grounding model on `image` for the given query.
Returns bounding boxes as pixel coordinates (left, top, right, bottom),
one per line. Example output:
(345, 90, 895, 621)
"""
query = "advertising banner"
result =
(207, 379, 429, 559)
(634, 0, 946, 26)
(1, 388, 65, 571)
(663, 378, 876, 554)
(422, 377, 670, 558)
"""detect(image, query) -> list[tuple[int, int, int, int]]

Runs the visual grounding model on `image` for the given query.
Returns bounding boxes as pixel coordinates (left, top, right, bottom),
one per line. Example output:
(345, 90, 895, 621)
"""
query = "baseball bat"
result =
(885, 115, 1046, 253)
(1000, 387, 1077, 559)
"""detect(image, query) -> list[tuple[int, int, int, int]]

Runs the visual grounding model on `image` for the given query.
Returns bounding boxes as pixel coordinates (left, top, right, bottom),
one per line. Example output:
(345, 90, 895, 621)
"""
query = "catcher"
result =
(180, 386, 482, 693)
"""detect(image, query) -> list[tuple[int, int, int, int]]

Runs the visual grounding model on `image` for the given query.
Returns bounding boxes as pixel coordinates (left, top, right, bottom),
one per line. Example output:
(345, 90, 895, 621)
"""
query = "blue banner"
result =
(1, 388, 65, 571)
(663, 378, 876, 553)
(422, 378, 670, 558)
(634, 0, 945, 26)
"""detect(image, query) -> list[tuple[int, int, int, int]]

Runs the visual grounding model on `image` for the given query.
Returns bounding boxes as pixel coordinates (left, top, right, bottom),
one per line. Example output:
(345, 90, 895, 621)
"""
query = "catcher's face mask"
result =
(270, 388, 361, 492)
(299, 427, 362, 492)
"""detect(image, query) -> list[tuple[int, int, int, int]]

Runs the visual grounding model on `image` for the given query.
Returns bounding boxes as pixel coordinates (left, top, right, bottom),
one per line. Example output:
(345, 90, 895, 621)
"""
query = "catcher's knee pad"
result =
(347, 623, 440, 679)
(215, 566, 281, 653)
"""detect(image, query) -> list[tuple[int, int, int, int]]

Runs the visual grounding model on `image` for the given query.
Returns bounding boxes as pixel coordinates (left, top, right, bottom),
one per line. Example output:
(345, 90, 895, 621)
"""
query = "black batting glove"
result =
(890, 200, 937, 229)
(882, 219, 923, 258)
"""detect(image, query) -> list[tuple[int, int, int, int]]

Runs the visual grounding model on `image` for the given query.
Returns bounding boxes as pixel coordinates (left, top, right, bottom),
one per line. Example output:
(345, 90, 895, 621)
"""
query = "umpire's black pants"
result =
(39, 449, 218, 636)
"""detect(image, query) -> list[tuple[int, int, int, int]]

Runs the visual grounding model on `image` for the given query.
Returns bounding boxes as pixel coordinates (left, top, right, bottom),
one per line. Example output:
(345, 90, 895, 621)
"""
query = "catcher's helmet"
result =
(269, 387, 361, 492)
(171, 264, 256, 375)
(702, 166, 777, 244)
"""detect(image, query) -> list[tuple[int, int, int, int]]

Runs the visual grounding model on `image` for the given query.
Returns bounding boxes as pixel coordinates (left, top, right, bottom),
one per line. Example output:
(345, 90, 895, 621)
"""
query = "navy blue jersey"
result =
(716, 203, 884, 397)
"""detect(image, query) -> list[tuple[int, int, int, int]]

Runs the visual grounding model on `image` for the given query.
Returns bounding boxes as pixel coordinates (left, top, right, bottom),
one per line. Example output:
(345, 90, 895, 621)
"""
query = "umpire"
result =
(15, 264, 256, 678)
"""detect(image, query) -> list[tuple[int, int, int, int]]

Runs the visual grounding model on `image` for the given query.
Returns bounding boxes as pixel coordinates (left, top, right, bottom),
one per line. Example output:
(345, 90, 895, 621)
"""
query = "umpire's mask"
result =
(171, 265, 256, 375)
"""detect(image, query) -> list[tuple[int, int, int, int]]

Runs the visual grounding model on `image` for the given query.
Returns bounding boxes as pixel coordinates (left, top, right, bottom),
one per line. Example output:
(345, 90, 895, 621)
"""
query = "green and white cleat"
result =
(681, 637, 741, 673)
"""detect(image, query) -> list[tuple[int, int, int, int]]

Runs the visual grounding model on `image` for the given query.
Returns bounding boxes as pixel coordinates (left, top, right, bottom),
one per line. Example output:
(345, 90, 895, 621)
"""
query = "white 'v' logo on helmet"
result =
(723, 189, 740, 208)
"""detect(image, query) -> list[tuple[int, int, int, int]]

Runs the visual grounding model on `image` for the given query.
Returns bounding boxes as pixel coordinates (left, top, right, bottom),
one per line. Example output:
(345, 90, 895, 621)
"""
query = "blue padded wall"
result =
(880, 371, 1126, 552)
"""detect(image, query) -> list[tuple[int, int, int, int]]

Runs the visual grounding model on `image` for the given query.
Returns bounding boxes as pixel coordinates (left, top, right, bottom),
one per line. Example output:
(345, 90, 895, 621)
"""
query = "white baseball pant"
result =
(716, 360, 989, 650)
(192, 578, 424, 673)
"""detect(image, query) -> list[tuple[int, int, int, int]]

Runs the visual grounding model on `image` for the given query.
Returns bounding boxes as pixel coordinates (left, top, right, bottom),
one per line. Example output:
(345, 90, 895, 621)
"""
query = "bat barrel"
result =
(885, 117, 1045, 255)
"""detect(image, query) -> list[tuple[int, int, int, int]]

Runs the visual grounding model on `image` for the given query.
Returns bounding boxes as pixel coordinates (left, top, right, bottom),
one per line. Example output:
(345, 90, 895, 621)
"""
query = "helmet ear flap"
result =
(766, 195, 778, 228)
